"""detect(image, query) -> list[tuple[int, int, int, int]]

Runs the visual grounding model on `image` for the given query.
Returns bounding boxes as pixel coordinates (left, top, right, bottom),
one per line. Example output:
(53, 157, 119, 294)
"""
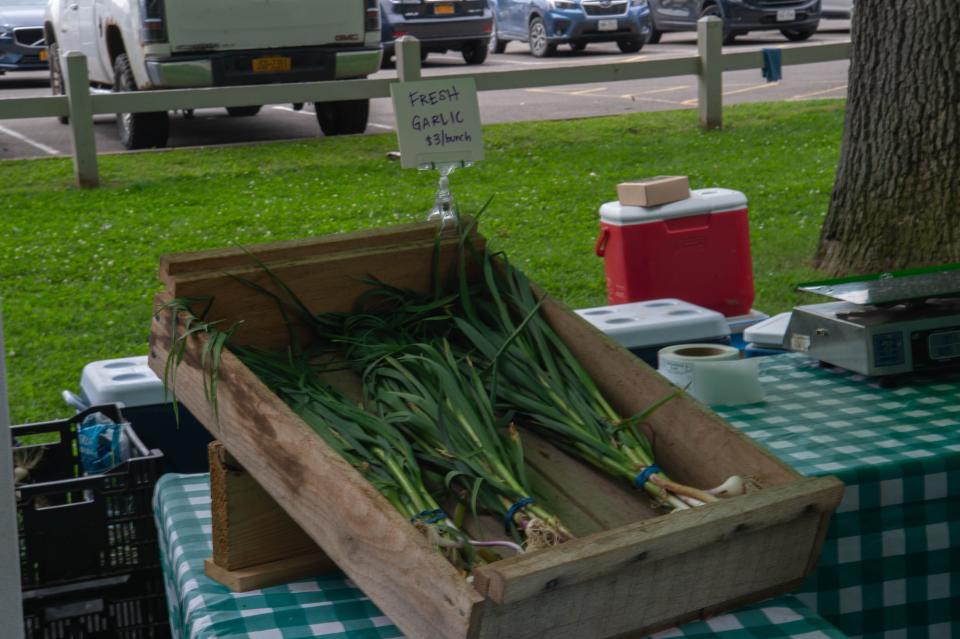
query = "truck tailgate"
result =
(164, 0, 365, 52)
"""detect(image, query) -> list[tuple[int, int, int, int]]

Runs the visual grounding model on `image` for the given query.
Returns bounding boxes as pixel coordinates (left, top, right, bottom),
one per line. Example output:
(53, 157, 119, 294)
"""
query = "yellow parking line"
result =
(571, 87, 608, 95)
(789, 84, 848, 100)
(635, 85, 689, 95)
(723, 82, 781, 97)
(621, 55, 648, 63)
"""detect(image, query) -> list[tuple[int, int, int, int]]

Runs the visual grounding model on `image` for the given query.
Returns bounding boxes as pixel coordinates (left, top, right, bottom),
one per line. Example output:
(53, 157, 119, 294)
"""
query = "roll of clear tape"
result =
(657, 344, 764, 406)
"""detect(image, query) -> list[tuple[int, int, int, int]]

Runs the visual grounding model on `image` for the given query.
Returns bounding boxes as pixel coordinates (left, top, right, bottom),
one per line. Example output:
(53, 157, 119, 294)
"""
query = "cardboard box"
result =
(617, 176, 691, 207)
(150, 221, 842, 639)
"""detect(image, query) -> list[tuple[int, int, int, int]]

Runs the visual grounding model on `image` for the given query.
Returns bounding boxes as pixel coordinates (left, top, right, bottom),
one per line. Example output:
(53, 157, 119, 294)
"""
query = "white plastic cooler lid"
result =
(80, 356, 167, 408)
(575, 299, 730, 349)
(601, 188, 747, 225)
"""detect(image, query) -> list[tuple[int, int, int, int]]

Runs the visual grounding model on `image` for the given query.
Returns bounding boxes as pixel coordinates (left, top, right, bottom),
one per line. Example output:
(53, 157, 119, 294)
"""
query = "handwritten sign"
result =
(390, 78, 484, 169)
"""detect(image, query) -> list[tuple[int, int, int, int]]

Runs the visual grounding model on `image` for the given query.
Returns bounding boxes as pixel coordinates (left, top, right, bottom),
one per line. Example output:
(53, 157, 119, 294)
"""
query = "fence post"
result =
(395, 36, 422, 83)
(63, 52, 99, 188)
(697, 16, 723, 130)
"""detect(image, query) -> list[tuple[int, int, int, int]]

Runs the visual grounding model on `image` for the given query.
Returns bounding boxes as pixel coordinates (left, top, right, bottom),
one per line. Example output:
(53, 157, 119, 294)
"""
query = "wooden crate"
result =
(148, 221, 843, 639)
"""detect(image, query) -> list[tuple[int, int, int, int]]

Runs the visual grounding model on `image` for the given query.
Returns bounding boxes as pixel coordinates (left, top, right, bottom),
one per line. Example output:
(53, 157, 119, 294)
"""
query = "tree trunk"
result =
(814, 1, 960, 276)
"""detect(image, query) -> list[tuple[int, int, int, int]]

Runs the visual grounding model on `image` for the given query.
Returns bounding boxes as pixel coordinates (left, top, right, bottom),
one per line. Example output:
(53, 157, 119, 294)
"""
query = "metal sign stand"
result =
(424, 161, 471, 225)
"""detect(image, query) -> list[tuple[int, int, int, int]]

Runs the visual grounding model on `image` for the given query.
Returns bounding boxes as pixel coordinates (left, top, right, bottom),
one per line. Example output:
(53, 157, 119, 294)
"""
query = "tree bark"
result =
(814, 1, 960, 275)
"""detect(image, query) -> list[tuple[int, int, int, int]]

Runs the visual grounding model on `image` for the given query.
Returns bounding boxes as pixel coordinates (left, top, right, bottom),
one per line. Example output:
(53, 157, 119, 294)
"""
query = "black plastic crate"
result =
(22, 571, 170, 639)
(14, 405, 165, 589)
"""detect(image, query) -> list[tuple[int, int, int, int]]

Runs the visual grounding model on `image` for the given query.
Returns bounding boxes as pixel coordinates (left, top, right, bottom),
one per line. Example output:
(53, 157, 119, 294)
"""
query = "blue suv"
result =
(489, 0, 653, 58)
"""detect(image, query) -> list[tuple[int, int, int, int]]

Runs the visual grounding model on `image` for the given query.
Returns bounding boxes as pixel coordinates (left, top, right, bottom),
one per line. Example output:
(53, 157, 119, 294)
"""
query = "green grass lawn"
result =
(1, 100, 844, 423)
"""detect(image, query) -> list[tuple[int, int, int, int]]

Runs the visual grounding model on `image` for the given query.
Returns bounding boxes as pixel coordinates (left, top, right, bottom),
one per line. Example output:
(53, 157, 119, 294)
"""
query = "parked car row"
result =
(1, 0, 845, 152)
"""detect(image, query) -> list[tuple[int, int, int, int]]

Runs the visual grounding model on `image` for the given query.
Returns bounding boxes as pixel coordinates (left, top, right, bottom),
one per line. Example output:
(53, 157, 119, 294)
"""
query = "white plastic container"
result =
(576, 299, 731, 365)
(78, 356, 166, 408)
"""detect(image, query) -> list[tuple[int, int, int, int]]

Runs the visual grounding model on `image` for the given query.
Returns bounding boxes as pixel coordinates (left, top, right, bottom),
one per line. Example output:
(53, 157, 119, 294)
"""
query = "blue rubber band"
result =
(504, 497, 535, 534)
(634, 465, 662, 490)
(410, 508, 446, 525)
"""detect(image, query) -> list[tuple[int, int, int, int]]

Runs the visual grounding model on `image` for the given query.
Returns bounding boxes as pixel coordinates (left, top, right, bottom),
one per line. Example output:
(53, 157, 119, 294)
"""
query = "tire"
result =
(315, 99, 369, 136)
(780, 26, 817, 41)
(528, 17, 556, 58)
(113, 53, 169, 150)
(489, 19, 508, 54)
(700, 5, 737, 45)
(225, 106, 261, 117)
(462, 40, 489, 65)
(647, 28, 662, 44)
(617, 39, 644, 53)
(570, 41, 587, 52)
(48, 42, 68, 125)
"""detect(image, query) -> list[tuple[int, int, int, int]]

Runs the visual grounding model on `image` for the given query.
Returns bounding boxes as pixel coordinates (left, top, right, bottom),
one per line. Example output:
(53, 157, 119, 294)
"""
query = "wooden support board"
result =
(205, 441, 336, 591)
(149, 221, 844, 639)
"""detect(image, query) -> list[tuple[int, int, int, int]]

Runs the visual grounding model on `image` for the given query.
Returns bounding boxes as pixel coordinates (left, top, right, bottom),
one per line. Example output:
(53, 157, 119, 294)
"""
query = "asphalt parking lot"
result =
(0, 22, 849, 161)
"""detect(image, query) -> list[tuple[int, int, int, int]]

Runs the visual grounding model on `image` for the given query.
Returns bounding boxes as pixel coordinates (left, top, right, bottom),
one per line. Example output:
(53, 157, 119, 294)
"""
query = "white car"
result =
(43, 0, 383, 149)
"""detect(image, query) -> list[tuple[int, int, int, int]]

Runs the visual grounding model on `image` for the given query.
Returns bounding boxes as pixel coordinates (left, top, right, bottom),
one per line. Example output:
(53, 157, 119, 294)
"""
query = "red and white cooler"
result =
(594, 188, 755, 317)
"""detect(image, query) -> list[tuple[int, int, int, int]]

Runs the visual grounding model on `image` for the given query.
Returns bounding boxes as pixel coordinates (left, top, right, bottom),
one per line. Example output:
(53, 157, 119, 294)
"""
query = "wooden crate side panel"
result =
(168, 238, 477, 351)
(160, 221, 453, 284)
(539, 296, 801, 490)
(148, 312, 484, 639)
(472, 477, 842, 605)
(474, 511, 822, 639)
(209, 442, 322, 571)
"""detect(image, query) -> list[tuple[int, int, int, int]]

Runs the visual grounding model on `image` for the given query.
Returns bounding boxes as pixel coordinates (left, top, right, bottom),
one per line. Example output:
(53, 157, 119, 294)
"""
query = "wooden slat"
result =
(160, 220, 453, 284)
(149, 306, 485, 639)
(204, 554, 334, 593)
(521, 432, 659, 535)
(475, 516, 816, 639)
(471, 476, 841, 606)
(164, 237, 467, 350)
(209, 441, 324, 571)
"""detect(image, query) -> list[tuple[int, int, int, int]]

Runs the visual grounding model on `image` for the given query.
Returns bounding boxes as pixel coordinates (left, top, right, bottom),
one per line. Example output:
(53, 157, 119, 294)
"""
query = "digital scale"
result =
(783, 265, 960, 377)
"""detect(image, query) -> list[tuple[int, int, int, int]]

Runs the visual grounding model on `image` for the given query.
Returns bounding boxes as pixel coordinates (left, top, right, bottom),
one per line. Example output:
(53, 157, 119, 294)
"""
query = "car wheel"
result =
(570, 41, 587, 52)
(113, 53, 169, 150)
(780, 26, 817, 41)
(225, 106, 262, 117)
(617, 39, 643, 53)
(528, 17, 556, 58)
(462, 40, 489, 65)
(700, 4, 736, 45)
(315, 99, 369, 136)
(647, 28, 662, 44)
(489, 20, 508, 54)
(48, 42, 68, 125)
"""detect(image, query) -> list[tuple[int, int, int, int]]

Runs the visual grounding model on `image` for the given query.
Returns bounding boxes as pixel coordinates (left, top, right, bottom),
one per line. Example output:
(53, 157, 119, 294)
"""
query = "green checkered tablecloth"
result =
(714, 353, 960, 639)
(154, 473, 848, 639)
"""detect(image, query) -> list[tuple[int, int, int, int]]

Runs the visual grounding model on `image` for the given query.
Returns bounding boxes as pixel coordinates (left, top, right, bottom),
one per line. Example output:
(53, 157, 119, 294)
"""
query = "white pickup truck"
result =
(43, 0, 382, 149)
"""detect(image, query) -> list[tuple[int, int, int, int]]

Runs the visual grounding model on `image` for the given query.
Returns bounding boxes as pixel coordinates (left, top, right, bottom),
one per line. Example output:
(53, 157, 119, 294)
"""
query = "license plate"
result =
(435, 4, 454, 14)
(39, 49, 48, 62)
(777, 9, 796, 21)
(598, 19, 618, 31)
(252, 56, 292, 73)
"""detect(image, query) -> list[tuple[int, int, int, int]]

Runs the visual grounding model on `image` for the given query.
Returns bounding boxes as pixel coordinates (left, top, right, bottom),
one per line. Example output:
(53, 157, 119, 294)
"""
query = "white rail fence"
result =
(0, 18, 849, 188)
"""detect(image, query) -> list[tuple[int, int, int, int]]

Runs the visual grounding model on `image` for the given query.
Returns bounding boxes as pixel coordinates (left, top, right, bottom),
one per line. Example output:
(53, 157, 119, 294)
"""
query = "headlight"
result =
(549, 0, 578, 10)
(0, 27, 12, 39)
